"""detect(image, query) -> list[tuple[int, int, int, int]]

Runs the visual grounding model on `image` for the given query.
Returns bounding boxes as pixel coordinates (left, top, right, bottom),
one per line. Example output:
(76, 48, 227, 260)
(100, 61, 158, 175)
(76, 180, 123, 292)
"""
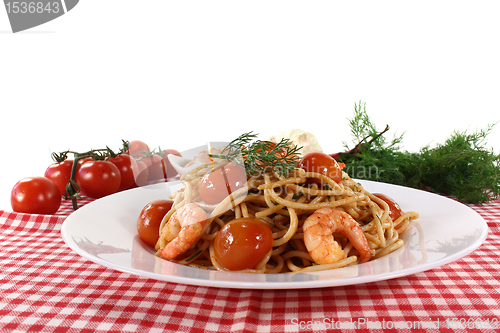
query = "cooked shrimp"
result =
(303, 207, 371, 264)
(159, 203, 208, 260)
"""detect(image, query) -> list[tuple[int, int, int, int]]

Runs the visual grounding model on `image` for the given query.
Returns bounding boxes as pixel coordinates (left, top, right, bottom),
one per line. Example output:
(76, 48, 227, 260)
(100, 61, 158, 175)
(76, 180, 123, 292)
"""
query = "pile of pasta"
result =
(155, 162, 419, 273)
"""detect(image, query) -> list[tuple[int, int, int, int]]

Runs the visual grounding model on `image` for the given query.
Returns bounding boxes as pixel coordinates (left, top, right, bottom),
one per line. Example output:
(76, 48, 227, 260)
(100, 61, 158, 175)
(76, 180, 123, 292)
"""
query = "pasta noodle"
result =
(155, 160, 419, 273)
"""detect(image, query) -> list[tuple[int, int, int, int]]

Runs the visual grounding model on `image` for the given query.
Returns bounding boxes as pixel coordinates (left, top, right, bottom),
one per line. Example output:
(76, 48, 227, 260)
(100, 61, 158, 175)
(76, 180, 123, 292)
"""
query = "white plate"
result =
(61, 180, 488, 289)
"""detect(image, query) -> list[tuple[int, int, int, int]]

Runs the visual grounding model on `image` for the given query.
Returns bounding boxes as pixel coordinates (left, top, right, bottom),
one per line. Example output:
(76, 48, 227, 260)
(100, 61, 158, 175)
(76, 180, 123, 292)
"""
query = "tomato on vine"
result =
(125, 140, 149, 159)
(140, 154, 165, 181)
(108, 153, 141, 191)
(44, 160, 74, 196)
(75, 160, 121, 198)
(158, 148, 182, 179)
(11, 176, 61, 215)
(135, 159, 149, 187)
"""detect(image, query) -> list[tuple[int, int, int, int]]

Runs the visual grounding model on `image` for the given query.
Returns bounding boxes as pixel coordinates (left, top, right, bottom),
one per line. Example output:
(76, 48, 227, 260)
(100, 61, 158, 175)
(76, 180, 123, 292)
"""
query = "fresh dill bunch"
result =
(209, 131, 302, 178)
(339, 101, 500, 203)
(400, 125, 500, 203)
(341, 146, 407, 185)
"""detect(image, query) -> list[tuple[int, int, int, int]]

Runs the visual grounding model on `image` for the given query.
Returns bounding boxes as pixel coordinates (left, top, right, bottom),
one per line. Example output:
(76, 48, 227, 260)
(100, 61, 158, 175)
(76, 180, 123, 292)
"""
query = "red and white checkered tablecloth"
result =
(1, 197, 500, 333)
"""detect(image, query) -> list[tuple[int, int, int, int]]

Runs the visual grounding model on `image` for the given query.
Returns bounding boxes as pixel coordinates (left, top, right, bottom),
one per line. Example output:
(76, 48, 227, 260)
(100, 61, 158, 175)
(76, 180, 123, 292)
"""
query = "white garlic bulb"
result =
(268, 129, 323, 156)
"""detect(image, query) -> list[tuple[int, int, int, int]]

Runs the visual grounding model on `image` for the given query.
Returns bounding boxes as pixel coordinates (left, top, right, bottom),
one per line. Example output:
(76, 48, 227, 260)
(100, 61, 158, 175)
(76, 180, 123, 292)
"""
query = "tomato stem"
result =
(61, 148, 113, 210)
(51, 150, 70, 163)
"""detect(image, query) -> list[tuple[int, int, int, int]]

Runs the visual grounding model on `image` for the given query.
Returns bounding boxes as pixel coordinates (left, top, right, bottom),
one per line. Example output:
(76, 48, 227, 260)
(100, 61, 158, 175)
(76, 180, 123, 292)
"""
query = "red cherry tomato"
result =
(11, 176, 61, 215)
(141, 154, 165, 181)
(299, 152, 343, 183)
(135, 160, 149, 187)
(75, 160, 121, 198)
(77, 157, 93, 166)
(44, 160, 74, 196)
(213, 218, 273, 271)
(373, 193, 402, 221)
(160, 149, 182, 179)
(244, 141, 287, 163)
(198, 162, 247, 205)
(127, 140, 149, 158)
(137, 199, 174, 247)
(258, 141, 286, 156)
(108, 154, 140, 191)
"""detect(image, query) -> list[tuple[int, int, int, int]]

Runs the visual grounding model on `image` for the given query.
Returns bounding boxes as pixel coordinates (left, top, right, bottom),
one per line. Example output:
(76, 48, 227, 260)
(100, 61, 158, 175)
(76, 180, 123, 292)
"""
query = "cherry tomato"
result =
(213, 218, 273, 271)
(199, 162, 247, 205)
(330, 152, 341, 160)
(108, 154, 141, 191)
(127, 140, 149, 159)
(159, 149, 182, 179)
(44, 160, 74, 196)
(135, 160, 149, 187)
(299, 152, 343, 183)
(141, 154, 165, 181)
(137, 199, 174, 247)
(263, 141, 287, 158)
(373, 193, 402, 221)
(75, 160, 121, 198)
(244, 141, 287, 163)
(11, 176, 61, 215)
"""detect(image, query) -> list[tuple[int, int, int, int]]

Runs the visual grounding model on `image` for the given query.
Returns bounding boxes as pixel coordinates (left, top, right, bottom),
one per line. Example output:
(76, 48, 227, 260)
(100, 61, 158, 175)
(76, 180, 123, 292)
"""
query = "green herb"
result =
(185, 250, 203, 263)
(209, 131, 302, 178)
(339, 101, 500, 203)
(399, 126, 500, 203)
(337, 102, 408, 186)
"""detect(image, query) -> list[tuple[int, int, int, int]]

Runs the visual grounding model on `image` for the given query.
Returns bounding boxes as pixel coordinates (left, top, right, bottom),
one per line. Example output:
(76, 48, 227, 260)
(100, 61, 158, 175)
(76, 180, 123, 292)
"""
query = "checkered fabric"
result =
(1, 198, 500, 333)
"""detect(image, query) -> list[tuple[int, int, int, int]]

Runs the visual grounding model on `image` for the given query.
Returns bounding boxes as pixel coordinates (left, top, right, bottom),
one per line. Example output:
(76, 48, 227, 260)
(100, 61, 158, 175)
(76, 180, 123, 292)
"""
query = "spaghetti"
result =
(155, 156, 419, 273)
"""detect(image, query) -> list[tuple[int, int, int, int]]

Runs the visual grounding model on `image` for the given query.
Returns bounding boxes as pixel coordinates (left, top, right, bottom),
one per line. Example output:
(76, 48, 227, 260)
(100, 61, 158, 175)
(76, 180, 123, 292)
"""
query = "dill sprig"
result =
(342, 101, 405, 153)
(209, 131, 302, 177)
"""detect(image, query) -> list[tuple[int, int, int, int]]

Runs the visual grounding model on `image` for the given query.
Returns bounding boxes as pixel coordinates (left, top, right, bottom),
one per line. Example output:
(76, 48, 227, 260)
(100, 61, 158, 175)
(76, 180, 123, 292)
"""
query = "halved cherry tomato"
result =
(373, 193, 402, 221)
(198, 162, 247, 205)
(11, 176, 61, 214)
(75, 160, 121, 198)
(44, 160, 74, 196)
(108, 154, 140, 191)
(299, 152, 343, 183)
(137, 199, 173, 247)
(213, 218, 273, 271)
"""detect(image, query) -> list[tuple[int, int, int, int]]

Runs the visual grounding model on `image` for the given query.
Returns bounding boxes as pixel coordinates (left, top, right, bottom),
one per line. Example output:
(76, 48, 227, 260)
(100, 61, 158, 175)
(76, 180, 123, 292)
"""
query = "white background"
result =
(1, 1, 499, 211)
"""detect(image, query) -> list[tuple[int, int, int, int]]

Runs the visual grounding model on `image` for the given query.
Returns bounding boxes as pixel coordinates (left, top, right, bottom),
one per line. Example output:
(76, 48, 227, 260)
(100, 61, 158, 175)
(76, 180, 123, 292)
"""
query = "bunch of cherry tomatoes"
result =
(10, 140, 181, 215)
